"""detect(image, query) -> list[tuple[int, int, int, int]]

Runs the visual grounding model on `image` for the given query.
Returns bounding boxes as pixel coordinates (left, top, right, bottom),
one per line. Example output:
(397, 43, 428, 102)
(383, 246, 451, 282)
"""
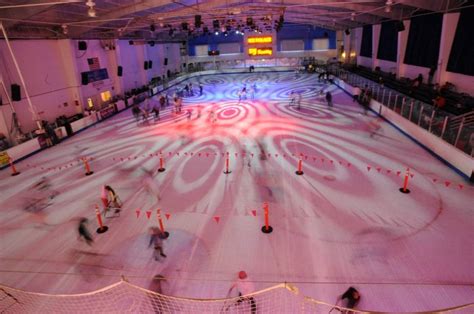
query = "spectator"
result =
(412, 73, 423, 88)
(336, 286, 360, 313)
(353, 87, 361, 103)
(326, 91, 333, 107)
(433, 94, 446, 111)
(428, 65, 437, 85)
(0, 133, 10, 151)
(227, 271, 256, 314)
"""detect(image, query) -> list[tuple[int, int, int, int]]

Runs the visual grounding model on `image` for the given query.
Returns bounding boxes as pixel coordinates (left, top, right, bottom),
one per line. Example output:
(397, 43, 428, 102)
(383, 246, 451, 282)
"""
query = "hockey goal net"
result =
(1, 280, 473, 313)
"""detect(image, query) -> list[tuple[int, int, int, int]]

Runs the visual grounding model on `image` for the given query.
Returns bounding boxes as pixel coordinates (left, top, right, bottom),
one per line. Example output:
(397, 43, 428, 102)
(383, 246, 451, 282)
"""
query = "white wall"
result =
(74, 39, 120, 111)
(0, 40, 82, 131)
(117, 41, 146, 93)
(0, 39, 182, 136)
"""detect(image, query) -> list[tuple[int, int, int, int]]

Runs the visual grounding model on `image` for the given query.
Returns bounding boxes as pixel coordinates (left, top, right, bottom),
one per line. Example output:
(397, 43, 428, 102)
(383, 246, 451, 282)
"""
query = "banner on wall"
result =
(0, 151, 10, 167)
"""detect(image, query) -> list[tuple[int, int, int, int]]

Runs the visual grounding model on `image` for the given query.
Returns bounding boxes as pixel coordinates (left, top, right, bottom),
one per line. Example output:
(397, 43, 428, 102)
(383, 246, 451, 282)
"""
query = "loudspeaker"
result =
(213, 20, 220, 29)
(78, 41, 87, 50)
(396, 21, 405, 32)
(148, 60, 153, 69)
(181, 22, 188, 31)
(246, 17, 253, 26)
(195, 15, 202, 28)
(129, 40, 134, 45)
(144, 61, 148, 70)
(117, 66, 123, 77)
(81, 73, 89, 85)
(345, 29, 350, 35)
(164, 58, 168, 66)
(11, 84, 21, 101)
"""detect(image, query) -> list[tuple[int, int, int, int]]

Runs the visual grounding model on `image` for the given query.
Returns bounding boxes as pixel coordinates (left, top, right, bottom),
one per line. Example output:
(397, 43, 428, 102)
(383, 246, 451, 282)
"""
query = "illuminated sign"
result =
(248, 47, 273, 56)
(247, 36, 272, 44)
(101, 91, 112, 102)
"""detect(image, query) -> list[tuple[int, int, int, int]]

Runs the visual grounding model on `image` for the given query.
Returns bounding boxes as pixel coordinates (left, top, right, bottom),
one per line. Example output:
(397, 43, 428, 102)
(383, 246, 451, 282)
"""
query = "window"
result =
(312, 38, 329, 51)
(281, 40, 304, 51)
(195, 45, 209, 56)
(218, 43, 241, 54)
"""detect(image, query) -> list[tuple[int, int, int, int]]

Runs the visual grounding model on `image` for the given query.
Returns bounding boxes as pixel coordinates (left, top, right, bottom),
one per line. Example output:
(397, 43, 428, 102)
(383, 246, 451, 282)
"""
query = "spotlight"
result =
(224, 31, 228, 36)
(61, 24, 68, 35)
(351, 12, 356, 21)
(215, 31, 219, 35)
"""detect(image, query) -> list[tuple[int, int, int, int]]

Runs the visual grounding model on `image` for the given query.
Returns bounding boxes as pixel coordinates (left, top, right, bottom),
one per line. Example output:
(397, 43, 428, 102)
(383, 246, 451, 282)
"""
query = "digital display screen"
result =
(247, 36, 272, 44)
(248, 47, 273, 56)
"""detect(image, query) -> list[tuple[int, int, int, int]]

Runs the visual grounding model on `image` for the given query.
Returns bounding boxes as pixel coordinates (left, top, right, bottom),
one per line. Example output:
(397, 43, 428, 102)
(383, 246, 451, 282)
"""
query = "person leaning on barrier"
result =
(335, 286, 360, 313)
(227, 271, 257, 314)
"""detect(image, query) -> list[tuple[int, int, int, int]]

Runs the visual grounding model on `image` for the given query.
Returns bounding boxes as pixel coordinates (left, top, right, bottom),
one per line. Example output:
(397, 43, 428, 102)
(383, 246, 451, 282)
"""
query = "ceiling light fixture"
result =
(385, 0, 393, 13)
(86, 0, 96, 17)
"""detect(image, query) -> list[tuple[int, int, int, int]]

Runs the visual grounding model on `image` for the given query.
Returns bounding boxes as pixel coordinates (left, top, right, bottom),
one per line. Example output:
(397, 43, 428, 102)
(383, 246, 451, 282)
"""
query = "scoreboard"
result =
(245, 34, 275, 57)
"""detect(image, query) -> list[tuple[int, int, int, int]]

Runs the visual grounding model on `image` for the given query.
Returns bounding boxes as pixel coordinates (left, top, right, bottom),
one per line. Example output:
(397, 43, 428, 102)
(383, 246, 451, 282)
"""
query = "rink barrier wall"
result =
(333, 78, 473, 181)
(1, 280, 473, 313)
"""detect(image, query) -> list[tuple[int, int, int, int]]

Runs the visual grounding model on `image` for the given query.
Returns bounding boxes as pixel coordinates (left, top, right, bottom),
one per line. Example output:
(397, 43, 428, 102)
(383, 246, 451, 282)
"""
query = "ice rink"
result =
(0, 72, 473, 312)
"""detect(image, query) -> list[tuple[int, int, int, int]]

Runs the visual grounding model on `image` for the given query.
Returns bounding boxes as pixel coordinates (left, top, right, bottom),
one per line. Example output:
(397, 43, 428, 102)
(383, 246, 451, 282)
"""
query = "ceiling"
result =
(0, 0, 470, 40)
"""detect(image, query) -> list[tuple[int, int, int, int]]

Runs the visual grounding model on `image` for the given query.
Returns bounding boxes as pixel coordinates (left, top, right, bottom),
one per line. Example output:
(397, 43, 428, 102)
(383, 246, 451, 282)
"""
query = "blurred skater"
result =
(149, 227, 167, 261)
(197, 105, 202, 118)
(289, 91, 296, 106)
(143, 169, 161, 203)
(78, 218, 93, 246)
(326, 91, 333, 107)
(186, 109, 192, 121)
(152, 106, 160, 121)
(368, 118, 382, 138)
(104, 185, 122, 209)
(132, 104, 141, 125)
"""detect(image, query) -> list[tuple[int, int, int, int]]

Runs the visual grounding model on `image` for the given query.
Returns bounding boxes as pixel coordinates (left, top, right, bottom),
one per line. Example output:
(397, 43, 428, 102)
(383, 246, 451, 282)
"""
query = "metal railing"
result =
(331, 66, 474, 157)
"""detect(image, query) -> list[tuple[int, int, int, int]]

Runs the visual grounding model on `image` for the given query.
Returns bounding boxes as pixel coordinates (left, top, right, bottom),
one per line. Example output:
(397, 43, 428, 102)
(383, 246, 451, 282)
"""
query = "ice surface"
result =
(0, 72, 473, 312)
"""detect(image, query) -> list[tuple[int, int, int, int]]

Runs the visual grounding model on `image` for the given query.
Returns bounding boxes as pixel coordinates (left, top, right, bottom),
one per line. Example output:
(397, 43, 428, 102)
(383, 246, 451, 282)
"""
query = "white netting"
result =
(0, 281, 473, 313)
